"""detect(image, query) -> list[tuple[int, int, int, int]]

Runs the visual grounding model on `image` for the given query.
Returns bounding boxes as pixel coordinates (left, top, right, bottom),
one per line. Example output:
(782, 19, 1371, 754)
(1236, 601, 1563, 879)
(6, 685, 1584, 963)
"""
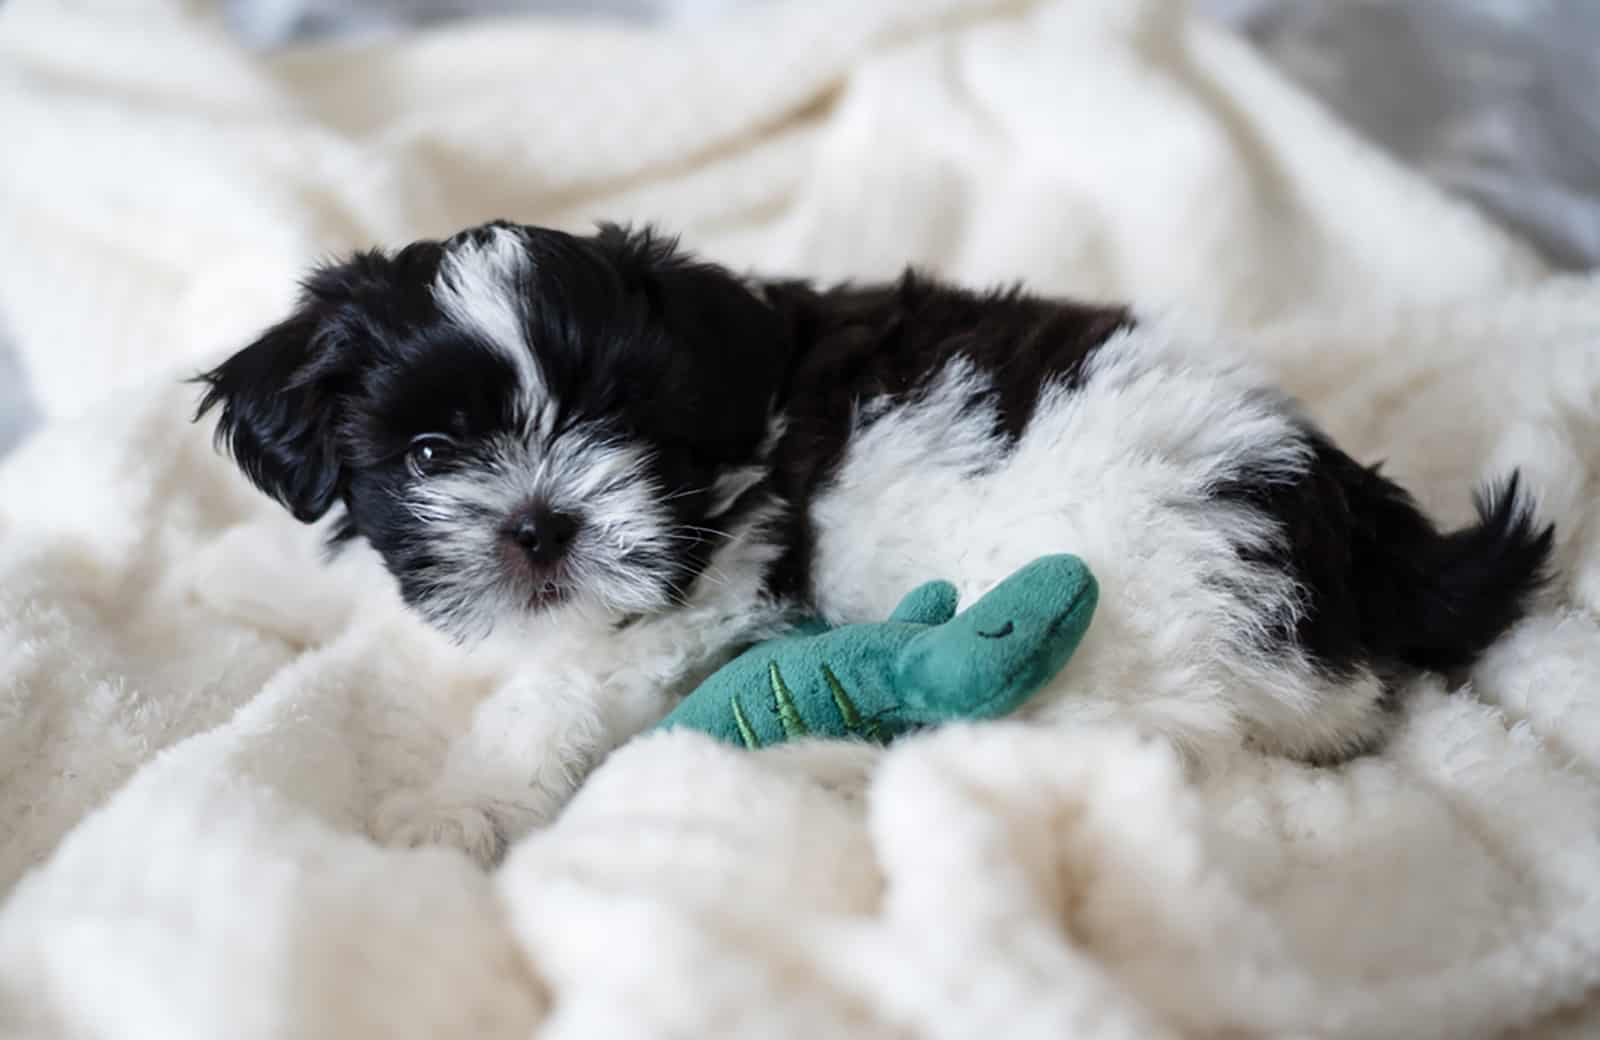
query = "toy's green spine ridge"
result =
(731, 695, 760, 749)
(769, 661, 810, 739)
(821, 663, 880, 742)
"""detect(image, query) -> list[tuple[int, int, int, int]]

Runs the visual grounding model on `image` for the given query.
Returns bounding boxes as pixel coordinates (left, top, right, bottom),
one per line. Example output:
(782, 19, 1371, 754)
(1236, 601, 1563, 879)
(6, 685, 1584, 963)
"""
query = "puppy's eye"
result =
(406, 434, 459, 477)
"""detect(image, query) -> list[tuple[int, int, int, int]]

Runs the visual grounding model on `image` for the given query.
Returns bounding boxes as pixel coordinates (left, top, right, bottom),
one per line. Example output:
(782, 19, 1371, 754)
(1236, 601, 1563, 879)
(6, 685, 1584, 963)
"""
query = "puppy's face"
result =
(197, 223, 788, 637)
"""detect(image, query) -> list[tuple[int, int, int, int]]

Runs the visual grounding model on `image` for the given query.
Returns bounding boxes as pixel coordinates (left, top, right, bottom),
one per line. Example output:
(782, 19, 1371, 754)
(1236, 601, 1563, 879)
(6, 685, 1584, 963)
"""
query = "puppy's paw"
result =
(371, 788, 506, 866)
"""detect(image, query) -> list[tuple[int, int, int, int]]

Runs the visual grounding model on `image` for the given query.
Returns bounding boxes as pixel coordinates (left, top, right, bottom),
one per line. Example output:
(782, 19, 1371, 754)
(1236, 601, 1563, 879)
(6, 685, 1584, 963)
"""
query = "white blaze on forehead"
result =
(432, 225, 546, 409)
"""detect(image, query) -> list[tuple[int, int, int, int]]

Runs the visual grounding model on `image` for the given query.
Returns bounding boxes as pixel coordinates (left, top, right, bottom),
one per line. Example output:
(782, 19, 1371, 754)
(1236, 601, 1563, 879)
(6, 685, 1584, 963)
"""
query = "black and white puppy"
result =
(197, 221, 1551, 859)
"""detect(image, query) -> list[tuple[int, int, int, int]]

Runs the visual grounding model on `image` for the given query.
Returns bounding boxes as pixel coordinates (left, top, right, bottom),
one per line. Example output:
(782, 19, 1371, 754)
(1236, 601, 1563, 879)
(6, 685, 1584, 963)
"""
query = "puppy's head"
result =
(196, 222, 789, 637)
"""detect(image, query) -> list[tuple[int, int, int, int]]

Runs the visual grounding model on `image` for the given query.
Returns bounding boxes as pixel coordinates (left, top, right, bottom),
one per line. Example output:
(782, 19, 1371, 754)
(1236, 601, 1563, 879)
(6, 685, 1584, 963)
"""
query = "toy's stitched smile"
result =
(977, 621, 1014, 639)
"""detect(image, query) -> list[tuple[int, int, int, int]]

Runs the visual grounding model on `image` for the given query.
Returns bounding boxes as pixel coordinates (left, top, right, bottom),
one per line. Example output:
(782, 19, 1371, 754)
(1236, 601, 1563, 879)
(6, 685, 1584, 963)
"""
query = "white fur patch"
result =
(805, 321, 1387, 764)
(432, 225, 553, 436)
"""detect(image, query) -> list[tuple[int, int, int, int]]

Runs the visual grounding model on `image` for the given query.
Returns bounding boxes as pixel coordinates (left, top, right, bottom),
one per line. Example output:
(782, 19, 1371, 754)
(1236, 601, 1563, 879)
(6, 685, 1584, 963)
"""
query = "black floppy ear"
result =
(593, 223, 792, 458)
(193, 304, 359, 523)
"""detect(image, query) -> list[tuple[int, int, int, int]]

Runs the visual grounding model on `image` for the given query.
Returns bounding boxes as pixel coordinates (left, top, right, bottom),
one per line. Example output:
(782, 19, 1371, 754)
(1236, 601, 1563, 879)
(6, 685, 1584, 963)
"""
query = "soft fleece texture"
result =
(2, 0, 1600, 1037)
(655, 555, 1098, 746)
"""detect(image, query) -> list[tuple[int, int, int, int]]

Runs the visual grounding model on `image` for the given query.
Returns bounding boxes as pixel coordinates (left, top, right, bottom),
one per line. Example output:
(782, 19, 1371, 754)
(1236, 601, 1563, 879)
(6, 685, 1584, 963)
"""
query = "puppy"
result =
(196, 221, 1551, 860)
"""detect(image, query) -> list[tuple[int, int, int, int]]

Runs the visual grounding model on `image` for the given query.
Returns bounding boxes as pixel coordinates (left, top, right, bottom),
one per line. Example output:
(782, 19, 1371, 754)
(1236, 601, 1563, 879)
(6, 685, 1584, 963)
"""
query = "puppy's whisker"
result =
(691, 566, 730, 590)
(654, 485, 711, 503)
(674, 525, 736, 539)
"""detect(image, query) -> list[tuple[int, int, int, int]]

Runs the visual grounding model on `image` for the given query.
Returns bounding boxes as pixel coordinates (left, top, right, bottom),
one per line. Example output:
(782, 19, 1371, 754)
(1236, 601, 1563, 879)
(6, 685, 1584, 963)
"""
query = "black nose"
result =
(508, 507, 579, 564)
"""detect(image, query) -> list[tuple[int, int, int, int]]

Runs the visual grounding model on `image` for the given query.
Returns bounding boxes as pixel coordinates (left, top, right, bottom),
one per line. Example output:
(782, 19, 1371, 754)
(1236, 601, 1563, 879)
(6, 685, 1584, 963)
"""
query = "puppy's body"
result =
(765, 277, 1546, 761)
(198, 222, 1550, 857)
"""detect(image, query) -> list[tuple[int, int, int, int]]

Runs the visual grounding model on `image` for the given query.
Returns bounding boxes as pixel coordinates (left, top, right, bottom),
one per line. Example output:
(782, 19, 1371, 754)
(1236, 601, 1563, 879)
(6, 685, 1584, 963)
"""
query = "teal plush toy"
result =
(655, 554, 1098, 748)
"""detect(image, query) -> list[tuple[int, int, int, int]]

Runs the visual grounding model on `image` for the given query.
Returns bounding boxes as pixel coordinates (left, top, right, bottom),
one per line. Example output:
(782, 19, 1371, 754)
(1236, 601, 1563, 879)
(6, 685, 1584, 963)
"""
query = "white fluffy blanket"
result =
(3, 0, 1600, 1036)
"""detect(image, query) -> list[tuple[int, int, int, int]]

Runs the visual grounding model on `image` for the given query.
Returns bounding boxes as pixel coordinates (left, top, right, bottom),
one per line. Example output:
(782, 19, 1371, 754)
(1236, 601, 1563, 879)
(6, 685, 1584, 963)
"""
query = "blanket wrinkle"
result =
(3, 0, 1600, 1036)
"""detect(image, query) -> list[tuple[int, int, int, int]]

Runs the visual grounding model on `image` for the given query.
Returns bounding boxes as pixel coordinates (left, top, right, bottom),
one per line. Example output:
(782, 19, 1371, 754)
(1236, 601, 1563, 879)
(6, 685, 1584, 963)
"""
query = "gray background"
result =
(3, 0, 1596, 459)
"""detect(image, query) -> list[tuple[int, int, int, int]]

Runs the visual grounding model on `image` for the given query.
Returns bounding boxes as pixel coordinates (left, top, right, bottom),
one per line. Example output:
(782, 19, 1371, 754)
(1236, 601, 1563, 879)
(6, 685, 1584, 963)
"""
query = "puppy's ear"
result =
(193, 294, 364, 524)
(594, 223, 791, 458)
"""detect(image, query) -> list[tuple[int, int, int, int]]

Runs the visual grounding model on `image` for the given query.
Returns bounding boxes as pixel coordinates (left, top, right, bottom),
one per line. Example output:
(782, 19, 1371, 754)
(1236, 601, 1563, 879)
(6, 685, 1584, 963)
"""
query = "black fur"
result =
(193, 240, 451, 523)
(1211, 432, 1552, 683)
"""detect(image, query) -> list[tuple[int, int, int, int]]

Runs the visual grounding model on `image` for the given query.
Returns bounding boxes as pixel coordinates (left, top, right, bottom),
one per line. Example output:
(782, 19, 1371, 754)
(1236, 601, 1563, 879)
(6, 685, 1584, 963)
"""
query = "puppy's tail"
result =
(1377, 471, 1553, 674)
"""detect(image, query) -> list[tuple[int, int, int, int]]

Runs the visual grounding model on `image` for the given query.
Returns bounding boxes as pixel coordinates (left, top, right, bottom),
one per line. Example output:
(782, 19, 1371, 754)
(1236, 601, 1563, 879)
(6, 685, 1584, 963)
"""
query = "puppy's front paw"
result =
(371, 788, 506, 865)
